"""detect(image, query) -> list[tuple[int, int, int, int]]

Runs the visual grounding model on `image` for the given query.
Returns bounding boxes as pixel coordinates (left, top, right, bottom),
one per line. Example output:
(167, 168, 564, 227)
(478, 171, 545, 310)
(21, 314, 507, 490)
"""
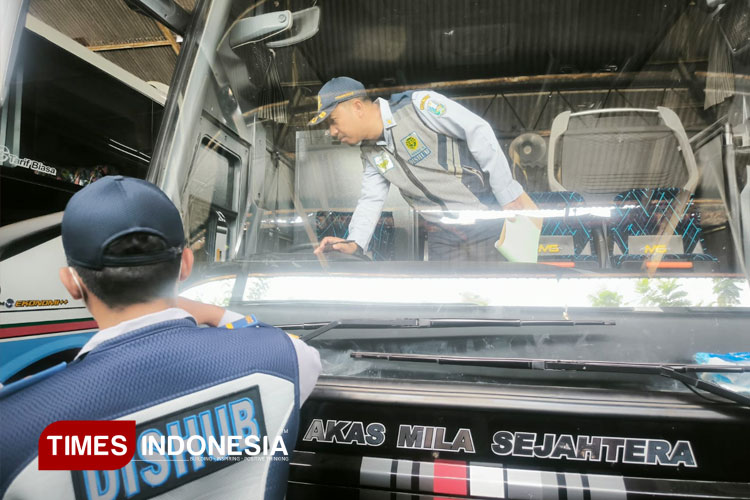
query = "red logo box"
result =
(38, 420, 135, 470)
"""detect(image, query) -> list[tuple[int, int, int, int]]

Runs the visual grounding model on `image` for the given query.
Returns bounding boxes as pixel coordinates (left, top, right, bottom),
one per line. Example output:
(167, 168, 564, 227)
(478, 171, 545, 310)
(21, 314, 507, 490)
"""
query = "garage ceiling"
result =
(28, 0, 196, 84)
(24, 0, 741, 126)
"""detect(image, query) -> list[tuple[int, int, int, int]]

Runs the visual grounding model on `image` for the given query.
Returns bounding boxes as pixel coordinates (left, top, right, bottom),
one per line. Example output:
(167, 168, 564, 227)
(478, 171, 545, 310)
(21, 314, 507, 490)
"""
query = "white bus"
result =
(0, 15, 165, 383)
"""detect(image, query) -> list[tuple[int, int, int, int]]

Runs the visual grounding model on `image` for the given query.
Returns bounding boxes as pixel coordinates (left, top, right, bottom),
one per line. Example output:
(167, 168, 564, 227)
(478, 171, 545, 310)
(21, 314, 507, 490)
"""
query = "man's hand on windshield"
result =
(176, 297, 225, 327)
(314, 236, 361, 255)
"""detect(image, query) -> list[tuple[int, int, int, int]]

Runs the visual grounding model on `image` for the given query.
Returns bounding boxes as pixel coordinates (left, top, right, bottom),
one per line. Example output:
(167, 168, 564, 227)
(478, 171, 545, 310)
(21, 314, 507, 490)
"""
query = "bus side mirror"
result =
(229, 6, 320, 50)
(123, 0, 191, 36)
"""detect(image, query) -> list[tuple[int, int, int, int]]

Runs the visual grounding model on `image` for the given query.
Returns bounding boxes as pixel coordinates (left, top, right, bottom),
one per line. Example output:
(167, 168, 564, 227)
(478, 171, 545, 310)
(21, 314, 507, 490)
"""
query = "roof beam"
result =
(156, 22, 180, 55)
(87, 40, 174, 52)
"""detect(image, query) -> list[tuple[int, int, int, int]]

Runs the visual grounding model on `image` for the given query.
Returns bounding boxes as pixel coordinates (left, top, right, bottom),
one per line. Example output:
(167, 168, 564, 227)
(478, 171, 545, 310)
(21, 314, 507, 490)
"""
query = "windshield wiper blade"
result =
(281, 318, 616, 343)
(351, 352, 750, 407)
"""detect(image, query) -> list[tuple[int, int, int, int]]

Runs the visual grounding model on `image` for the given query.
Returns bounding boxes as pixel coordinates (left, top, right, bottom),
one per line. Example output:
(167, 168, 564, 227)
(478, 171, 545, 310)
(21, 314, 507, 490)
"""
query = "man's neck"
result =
(368, 100, 385, 141)
(89, 298, 178, 330)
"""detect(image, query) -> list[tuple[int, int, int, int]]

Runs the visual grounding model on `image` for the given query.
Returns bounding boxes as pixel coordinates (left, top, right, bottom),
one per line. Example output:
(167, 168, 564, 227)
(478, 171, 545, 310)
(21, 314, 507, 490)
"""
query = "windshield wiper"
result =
(351, 352, 750, 407)
(279, 318, 615, 343)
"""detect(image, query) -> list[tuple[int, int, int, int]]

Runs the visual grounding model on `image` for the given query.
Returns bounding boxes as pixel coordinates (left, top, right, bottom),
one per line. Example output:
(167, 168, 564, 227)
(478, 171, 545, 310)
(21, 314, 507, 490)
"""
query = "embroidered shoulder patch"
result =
(426, 99, 446, 117)
(419, 94, 431, 110)
(373, 154, 394, 173)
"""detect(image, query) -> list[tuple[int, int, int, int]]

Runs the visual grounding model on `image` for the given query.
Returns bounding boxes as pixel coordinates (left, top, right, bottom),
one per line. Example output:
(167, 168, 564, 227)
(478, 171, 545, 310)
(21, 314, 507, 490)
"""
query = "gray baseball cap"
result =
(308, 77, 367, 125)
(62, 176, 184, 269)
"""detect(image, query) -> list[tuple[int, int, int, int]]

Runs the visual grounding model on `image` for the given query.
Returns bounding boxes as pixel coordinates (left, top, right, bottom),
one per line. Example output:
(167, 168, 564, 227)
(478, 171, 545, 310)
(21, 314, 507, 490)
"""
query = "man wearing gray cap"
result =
(310, 77, 541, 261)
(0, 176, 320, 500)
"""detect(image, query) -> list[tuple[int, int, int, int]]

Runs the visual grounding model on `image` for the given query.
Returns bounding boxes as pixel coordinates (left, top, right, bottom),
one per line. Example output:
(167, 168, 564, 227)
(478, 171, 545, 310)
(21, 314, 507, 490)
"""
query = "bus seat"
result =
(608, 188, 718, 270)
(547, 107, 700, 203)
(529, 191, 599, 268)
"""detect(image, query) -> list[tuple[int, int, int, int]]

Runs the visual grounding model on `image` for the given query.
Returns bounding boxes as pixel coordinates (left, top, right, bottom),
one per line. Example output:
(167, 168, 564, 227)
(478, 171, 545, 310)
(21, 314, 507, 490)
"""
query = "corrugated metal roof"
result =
(28, 0, 196, 84)
(26, 0, 739, 124)
(98, 46, 178, 84)
(280, 0, 738, 141)
(29, 0, 162, 46)
(294, 0, 695, 86)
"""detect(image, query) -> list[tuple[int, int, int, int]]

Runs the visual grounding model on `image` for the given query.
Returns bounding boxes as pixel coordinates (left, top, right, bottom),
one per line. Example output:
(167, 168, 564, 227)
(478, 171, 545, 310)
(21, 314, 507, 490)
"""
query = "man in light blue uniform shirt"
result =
(310, 77, 540, 261)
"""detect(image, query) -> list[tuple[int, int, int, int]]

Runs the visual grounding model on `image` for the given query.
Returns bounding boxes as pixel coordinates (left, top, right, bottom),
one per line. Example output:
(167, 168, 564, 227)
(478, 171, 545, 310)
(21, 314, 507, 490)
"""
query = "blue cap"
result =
(308, 77, 367, 125)
(62, 176, 185, 269)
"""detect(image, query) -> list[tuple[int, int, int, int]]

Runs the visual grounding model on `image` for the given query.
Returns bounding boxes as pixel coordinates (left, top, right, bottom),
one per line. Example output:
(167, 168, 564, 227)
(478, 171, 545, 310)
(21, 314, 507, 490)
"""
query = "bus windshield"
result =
(156, 0, 750, 393)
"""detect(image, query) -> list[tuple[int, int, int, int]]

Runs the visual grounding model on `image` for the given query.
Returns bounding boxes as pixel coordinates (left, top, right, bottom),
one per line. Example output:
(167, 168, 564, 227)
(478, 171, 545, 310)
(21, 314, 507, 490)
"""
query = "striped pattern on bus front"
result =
(291, 449, 750, 498)
(358, 456, 626, 499)
(0, 318, 97, 339)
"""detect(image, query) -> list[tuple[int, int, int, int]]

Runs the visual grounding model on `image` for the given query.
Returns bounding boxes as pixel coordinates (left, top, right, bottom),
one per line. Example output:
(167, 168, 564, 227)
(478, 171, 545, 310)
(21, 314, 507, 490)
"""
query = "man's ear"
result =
(59, 267, 83, 300)
(179, 248, 194, 282)
(351, 99, 364, 116)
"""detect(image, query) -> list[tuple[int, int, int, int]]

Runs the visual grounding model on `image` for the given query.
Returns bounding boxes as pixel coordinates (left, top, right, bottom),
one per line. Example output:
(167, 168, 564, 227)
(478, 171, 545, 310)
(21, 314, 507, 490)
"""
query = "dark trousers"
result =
(426, 219, 505, 261)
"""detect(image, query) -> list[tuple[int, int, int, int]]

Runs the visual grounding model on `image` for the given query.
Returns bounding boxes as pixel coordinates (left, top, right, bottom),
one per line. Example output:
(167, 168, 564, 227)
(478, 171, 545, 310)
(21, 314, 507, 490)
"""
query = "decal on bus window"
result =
(1, 145, 57, 176)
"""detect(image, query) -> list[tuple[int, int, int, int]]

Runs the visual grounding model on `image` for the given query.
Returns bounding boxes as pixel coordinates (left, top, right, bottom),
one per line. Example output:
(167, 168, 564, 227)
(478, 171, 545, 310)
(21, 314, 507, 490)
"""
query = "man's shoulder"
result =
(109, 316, 293, 354)
(410, 90, 451, 119)
(387, 90, 415, 113)
(410, 89, 432, 105)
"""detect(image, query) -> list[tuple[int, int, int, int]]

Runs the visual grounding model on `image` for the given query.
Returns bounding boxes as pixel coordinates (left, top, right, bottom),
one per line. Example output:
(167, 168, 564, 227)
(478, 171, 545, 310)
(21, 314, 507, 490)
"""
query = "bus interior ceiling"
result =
(233, 0, 740, 133)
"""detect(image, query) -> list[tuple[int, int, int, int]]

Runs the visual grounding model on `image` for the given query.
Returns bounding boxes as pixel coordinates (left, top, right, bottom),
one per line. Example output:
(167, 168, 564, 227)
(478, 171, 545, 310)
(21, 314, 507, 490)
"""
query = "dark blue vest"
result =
(0, 318, 300, 500)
